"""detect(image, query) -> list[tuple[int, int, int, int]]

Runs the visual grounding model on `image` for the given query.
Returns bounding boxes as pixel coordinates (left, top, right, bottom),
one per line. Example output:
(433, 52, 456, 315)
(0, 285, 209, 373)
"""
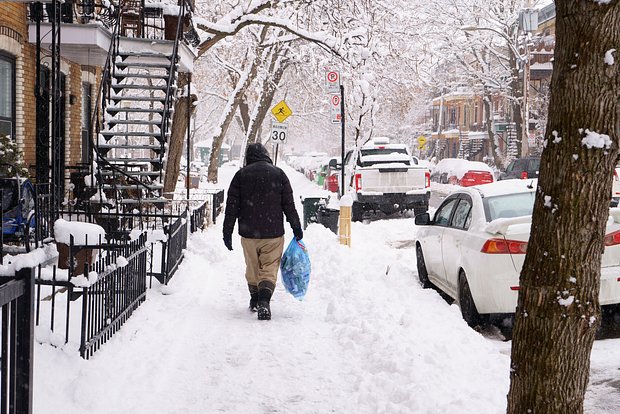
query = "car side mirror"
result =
(415, 212, 431, 225)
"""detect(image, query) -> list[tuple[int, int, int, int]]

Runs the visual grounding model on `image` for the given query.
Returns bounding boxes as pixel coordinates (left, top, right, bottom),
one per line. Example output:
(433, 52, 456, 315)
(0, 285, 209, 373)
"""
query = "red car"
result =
(432, 158, 495, 187)
(457, 170, 495, 187)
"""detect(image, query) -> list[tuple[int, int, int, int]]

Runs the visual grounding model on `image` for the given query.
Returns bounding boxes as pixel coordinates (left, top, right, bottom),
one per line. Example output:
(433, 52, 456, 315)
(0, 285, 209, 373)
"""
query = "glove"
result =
(223, 232, 233, 251)
(293, 227, 303, 241)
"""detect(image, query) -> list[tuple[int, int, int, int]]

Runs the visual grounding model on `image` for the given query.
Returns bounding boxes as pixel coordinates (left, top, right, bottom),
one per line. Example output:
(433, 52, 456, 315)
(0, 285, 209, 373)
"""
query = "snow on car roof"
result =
(433, 158, 493, 179)
(474, 178, 537, 198)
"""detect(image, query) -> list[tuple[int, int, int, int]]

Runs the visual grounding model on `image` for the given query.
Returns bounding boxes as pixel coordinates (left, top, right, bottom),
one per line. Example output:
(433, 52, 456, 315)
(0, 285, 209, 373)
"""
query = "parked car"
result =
(430, 158, 494, 187)
(498, 157, 540, 180)
(322, 157, 341, 193)
(344, 137, 431, 220)
(414, 179, 620, 328)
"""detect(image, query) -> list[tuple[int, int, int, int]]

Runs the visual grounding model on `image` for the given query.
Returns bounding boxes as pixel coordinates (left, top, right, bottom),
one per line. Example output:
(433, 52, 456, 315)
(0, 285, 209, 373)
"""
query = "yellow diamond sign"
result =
(417, 136, 427, 149)
(271, 100, 293, 123)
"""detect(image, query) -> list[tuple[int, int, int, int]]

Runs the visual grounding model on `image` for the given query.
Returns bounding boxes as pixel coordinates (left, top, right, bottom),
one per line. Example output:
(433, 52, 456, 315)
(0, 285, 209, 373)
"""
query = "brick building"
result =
(0, 1, 101, 180)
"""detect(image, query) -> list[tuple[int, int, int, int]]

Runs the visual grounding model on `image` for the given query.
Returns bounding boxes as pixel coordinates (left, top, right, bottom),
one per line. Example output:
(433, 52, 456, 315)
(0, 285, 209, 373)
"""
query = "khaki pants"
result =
(240, 236, 285, 287)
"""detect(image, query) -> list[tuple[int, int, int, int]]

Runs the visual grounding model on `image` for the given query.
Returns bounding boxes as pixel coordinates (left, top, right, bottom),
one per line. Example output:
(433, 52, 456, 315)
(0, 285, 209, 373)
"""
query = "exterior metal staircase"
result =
(97, 47, 176, 204)
(91, 0, 191, 209)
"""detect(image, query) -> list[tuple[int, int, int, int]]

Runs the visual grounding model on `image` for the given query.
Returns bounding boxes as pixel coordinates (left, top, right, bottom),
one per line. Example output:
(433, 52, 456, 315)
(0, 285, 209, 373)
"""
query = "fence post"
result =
(14, 267, 34, 414)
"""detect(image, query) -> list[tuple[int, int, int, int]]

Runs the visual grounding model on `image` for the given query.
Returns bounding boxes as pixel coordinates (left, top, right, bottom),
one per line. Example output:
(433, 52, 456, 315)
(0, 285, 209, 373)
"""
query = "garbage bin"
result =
(302, 197, 325, 229)
(317, 206, 339, 234)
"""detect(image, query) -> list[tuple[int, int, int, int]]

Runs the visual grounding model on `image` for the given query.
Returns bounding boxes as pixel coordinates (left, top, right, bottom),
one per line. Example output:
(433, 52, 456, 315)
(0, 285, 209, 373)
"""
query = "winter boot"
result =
(248, 284, 259, 312)
(256, 281, 274, 321)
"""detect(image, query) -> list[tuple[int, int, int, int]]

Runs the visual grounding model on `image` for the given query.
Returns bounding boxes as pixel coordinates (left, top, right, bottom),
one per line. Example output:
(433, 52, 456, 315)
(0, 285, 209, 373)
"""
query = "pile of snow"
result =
(0, 243, 58, 276)
(54, 219, 106, 246)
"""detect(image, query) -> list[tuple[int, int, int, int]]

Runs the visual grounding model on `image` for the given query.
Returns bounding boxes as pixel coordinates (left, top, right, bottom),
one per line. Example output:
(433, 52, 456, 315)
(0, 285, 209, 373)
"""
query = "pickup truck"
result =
(343, 138, 431, 221)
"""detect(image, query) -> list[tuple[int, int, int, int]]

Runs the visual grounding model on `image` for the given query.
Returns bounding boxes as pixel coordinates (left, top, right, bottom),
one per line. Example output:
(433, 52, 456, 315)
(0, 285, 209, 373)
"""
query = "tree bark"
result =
(163, 73, 197, 197)
(507, 2, 620, 413)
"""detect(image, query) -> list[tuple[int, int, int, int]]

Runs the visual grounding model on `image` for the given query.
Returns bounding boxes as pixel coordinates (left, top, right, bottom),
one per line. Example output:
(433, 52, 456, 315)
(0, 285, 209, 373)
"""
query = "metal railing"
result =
(207, 189, 225, 225)
(79, 232, 148, 359)
(190, 200, 207, 233)
(33, 183, 53, 249)
(0, 268, 34, 414)
(152, 213, 187, 286)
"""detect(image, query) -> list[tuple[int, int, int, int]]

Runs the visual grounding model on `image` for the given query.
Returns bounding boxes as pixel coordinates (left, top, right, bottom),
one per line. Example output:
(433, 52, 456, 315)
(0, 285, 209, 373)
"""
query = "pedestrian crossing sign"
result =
(271, 100, 293, 123)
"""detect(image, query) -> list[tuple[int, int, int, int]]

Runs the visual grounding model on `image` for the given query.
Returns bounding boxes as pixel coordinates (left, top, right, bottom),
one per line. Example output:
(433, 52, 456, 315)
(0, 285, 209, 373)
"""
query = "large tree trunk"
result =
(163, 73, 197, 197)
(507, 2, 620, 412)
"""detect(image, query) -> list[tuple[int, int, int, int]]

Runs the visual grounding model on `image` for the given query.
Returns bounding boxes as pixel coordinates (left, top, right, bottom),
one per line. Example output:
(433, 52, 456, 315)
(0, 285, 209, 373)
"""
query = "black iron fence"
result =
(33, 183, 54, 249)
(79, 233, 148, 359)
(208, 189, 225, 224)
(190, 201, 207, 233)
(0, 268, 34, 414)
(152, 214, 187, 286)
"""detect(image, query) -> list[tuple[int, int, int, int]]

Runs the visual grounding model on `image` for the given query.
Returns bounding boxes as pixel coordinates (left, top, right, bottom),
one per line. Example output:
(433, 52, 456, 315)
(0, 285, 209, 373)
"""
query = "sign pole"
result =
(340, 84, 345, 198)
(274, 143, 279, 166)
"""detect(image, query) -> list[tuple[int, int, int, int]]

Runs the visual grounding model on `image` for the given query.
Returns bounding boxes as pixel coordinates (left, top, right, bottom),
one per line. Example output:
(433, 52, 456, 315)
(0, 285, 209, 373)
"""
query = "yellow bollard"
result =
(339, 195, 353, 247)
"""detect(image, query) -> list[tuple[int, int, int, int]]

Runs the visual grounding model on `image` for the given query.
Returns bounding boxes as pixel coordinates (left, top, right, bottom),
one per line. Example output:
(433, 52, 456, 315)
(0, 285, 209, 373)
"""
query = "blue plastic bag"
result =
(280, 238, 311, 300)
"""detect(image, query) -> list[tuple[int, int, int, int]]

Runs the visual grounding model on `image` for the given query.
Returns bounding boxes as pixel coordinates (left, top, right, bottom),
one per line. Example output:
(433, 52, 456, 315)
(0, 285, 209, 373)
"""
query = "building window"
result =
(0, 54, 15, 139)
(81, 82, 92, 163)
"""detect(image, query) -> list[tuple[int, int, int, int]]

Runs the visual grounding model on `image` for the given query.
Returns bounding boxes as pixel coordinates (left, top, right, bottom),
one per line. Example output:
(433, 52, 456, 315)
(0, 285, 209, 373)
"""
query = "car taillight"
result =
(521, 171, 528, 179)
(481, 238, 528, 254)
(425, 171, 431, 188)
(355, 173, 362, 191)
(604, 230, 620, 247)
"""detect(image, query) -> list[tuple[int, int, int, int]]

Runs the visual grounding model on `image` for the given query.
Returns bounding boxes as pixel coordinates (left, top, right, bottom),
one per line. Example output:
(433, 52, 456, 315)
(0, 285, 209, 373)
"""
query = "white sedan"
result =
(415, 179, 620, 327)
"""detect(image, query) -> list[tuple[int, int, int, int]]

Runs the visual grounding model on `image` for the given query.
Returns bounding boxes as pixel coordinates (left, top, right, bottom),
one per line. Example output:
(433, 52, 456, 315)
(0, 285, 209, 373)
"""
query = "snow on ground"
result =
(35, 163, 620, 413)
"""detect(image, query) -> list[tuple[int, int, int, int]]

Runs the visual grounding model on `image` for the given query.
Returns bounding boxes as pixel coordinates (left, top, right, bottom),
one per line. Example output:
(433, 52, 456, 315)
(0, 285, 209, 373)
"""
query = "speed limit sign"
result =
(270, 123, 288, 144)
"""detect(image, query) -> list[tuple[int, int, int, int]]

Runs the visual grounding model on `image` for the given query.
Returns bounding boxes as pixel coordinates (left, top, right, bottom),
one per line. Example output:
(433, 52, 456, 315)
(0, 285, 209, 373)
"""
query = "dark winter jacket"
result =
(223, 144, 301, 239)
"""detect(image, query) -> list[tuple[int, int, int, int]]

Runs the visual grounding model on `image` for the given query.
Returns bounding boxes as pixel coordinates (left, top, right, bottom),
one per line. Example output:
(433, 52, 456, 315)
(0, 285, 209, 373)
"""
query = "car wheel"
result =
(352, 201, 363, 222)
(380, 205, 396, 215)
(413, 205, 427, 216)
(458, 271, 483, 327)
(416, 243, 432, 289)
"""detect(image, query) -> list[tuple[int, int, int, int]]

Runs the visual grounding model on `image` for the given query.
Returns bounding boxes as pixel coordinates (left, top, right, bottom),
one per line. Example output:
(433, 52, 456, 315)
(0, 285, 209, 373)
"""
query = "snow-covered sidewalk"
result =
(34, 164, 620, 413)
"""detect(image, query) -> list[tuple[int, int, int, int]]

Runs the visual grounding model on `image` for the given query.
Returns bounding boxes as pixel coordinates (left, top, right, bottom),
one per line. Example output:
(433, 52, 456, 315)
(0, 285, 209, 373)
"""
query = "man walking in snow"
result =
(223, 143, 303, 320)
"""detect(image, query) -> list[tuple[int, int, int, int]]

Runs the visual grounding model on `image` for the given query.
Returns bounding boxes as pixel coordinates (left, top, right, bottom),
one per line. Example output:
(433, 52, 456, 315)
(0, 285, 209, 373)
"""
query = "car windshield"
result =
(361, 148, 408, 157)
(483, 192, 535, 221)
(359, 148, 411, 167)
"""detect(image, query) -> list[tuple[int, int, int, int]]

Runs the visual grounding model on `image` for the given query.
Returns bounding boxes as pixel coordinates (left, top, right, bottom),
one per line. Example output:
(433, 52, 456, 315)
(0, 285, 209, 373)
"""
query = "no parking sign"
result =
(325, 70, 340, 93)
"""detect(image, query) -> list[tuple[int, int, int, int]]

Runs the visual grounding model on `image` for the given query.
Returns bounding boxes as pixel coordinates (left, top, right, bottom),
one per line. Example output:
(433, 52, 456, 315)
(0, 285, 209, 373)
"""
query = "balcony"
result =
(26, 1, 196, 71)
(28, 22, 112, 66)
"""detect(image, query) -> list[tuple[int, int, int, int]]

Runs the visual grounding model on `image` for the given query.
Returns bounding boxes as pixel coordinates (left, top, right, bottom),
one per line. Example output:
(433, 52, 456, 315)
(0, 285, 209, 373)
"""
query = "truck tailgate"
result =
(361, 166, 427, 193)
